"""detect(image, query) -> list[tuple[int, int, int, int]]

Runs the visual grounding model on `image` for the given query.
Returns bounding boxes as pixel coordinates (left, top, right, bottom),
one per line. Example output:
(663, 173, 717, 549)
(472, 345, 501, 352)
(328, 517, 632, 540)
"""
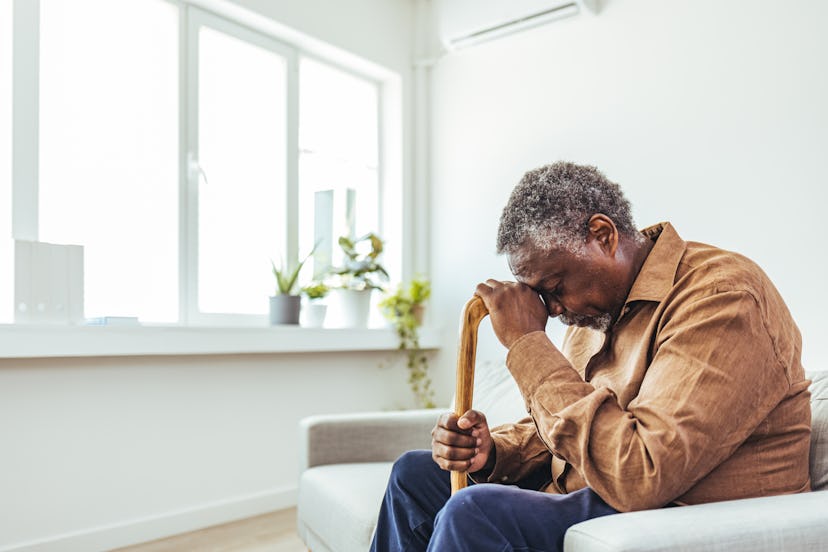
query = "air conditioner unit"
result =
(436, 0, 598, 51)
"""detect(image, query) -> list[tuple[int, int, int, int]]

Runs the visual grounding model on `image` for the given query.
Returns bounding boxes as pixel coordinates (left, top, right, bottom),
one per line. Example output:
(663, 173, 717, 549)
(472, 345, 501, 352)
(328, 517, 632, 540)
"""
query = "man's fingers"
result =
(475, 284, 490, 298)
(431, 410, 486, 472)
(437, 411, 462, 430)
(432, 426, 476, 448)
(457, 409, 487, 430)
(432, 454, 475, 472)
(431, 440, 476, 461)
(431, 441, 477, 472)
(431, 410, 490, 472)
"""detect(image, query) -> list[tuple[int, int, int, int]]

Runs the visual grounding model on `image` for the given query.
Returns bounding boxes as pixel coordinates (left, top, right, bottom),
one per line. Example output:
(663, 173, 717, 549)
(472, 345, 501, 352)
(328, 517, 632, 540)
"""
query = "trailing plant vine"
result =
(379, 278, 435, 408)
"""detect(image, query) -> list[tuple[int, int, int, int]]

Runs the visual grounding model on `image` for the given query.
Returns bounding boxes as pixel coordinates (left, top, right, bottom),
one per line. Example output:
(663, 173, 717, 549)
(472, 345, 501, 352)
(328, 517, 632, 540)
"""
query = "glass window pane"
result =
(38, 0, 179, 322)
(0, 0, 11, 322)
(197, 26, 287, 315)
(298, 58, 379, 277)
(299, 58, 378, 166)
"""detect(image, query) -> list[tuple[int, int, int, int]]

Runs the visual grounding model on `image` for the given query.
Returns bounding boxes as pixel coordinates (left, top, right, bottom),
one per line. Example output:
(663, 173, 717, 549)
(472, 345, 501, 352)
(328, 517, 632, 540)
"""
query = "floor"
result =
(113, 508, 306, 552)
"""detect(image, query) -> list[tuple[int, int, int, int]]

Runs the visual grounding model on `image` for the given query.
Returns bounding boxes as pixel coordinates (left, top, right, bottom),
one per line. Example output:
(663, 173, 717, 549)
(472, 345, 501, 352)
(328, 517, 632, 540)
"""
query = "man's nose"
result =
(543, 296, 565, 317)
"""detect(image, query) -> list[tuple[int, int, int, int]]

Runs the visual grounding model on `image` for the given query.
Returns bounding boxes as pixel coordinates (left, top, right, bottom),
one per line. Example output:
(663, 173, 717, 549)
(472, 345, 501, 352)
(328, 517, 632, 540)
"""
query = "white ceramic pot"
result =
(331, 288, 373, 328)
(302, 302, 328, 328)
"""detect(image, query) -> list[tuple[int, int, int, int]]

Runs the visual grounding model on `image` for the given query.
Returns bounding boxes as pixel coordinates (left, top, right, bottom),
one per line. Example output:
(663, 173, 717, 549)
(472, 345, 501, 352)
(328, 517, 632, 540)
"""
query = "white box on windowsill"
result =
(14, 240, 84, 325)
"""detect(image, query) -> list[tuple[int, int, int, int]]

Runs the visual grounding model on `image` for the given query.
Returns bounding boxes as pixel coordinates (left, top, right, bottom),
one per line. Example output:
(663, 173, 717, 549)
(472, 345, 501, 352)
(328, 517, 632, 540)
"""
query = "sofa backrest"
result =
(469, 359, 525, 428)
(469, 362, 828, 492)
(807, 371, 828, 491)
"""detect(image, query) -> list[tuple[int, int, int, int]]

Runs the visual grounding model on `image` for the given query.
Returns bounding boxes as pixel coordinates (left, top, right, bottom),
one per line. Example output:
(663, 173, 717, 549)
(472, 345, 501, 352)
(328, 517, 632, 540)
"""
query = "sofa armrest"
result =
(298, 409, 441, 472)
(564, 490, 828, 552)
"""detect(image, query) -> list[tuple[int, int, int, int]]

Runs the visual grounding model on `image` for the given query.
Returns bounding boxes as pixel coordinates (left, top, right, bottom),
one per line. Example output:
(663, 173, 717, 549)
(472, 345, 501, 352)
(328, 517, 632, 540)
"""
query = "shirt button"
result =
(501, 476, 509, 482)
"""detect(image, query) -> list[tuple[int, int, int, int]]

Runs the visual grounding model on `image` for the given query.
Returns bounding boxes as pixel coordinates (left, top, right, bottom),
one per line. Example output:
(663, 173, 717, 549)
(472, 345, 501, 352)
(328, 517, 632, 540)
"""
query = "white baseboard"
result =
(0, 486, 298, 552)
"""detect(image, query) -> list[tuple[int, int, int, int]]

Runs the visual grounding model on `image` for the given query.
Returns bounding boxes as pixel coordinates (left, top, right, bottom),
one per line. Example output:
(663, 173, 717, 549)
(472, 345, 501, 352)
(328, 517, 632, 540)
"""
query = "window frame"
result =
(183, 5, 299, 326)
(6, 0, 401, 329)
(11, 0, 39, 242)
(296, 51, 385, 289)
(0, 0, 13, 323)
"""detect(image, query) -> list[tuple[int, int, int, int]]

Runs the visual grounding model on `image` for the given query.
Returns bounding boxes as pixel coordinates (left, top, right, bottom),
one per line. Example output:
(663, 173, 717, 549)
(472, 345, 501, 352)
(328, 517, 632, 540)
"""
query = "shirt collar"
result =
(625, 222, 686, 304)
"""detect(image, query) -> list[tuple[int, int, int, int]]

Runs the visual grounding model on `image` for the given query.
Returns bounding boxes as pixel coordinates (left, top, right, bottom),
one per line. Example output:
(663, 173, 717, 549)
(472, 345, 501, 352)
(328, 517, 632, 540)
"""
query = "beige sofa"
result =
(297, 364, 828, 551)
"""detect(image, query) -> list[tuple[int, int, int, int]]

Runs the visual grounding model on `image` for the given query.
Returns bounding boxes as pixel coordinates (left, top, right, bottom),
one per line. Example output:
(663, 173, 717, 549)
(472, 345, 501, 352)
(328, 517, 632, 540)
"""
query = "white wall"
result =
(428, 0, 828, 402)
(229, 0, 413, 73)
(0, 352, 414, 550)
(0, 1, 416, 550)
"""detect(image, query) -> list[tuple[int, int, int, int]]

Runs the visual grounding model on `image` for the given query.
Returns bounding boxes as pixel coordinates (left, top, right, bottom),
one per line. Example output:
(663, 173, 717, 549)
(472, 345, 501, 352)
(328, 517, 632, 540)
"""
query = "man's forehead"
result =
(507, 245, 566, 279)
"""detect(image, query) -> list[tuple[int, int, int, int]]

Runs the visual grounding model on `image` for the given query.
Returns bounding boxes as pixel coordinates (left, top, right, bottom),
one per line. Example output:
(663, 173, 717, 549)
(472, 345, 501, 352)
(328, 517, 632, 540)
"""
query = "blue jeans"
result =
(370, 450, 618, 552)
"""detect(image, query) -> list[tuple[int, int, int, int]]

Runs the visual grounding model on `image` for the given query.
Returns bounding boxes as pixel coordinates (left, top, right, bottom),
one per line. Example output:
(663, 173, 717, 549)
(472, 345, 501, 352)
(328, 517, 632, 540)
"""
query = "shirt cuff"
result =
(471, 433, 517, 484)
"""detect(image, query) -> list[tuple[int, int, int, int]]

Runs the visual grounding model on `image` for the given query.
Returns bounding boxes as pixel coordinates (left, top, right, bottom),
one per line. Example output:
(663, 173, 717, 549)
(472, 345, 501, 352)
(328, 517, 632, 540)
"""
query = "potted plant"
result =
(301, 281, 329, 328)
(330, 233, 389, 327)
(379, 277, 434, 408)
(269, 246, 315, 325)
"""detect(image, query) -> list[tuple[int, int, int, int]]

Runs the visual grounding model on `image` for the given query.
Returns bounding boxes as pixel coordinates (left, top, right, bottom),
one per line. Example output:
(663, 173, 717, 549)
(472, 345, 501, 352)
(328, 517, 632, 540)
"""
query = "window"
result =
(190, 12, 291, 318)
(38, 0, 179, 321)
(0, 0, 12, 323)
(5, 1, 397, 326)
(298, 57, 380, 278)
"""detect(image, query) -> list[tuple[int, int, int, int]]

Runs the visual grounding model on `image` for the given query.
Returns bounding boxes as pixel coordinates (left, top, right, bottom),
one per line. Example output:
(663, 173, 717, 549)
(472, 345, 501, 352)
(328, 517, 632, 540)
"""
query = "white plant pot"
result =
(332, 288, 373, 328)
(302, 302, 328, 328)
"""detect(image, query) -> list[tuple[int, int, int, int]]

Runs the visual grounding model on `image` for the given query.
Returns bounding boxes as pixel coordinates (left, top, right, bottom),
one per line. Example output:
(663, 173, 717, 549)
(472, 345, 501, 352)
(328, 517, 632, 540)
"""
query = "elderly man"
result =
(370, 162, 811, 552)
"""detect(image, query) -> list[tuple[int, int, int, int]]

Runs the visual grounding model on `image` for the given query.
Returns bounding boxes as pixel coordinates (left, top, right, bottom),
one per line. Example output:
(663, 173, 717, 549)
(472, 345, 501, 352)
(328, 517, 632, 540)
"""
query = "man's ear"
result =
(587, 214, 618, 257)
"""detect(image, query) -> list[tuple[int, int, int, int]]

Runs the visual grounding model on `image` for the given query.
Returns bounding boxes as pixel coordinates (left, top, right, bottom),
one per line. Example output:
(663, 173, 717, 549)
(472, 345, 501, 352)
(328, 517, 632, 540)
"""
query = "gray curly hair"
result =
(496, 162, 643, 254)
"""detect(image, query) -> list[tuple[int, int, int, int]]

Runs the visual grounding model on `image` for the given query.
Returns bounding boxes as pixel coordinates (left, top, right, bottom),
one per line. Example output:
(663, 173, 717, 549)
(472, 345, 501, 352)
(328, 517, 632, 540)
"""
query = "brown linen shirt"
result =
(483, 222, 811, 512)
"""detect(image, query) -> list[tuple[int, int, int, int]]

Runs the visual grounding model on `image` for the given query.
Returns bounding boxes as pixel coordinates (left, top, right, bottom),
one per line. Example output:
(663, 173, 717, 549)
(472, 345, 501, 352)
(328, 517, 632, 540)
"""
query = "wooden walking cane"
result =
(450, 295, 489, 495)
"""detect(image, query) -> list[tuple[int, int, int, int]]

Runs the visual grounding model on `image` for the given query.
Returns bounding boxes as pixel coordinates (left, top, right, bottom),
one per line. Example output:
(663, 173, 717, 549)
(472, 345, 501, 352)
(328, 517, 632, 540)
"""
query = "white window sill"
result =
(0, 324, 442, 359)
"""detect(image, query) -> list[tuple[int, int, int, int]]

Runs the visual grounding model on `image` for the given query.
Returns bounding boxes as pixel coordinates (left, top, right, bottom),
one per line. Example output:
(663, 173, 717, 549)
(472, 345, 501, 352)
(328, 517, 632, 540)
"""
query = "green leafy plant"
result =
(301, 281, 329, 300)
(271, 245, 317, 296)
(332, 233, 389, 290)
(379, 277, 434, 408)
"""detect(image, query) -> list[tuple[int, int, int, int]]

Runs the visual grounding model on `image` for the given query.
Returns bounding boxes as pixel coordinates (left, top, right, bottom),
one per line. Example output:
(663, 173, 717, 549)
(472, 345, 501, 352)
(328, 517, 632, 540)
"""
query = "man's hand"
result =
(476, 279, 548, 348)
(431, 410, 494, 474)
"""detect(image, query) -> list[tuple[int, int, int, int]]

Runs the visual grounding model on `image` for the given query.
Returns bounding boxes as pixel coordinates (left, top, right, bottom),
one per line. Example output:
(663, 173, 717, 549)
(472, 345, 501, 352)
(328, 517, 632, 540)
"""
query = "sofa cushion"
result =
(565, 490, 828, 552)
(297, 462, 392, 552)
(808, 371, 828, 491)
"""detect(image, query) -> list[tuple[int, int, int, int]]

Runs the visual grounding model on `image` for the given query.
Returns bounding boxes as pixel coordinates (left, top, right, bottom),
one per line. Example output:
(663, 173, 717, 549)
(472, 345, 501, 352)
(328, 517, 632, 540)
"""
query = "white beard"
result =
(558, 310, 612, 332)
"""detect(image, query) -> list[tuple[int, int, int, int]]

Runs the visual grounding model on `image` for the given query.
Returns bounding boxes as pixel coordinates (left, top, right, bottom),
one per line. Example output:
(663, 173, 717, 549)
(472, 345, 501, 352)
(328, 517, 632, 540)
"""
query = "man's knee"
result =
(390, 449, 435, 486)
(439, 484, 510, 521)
